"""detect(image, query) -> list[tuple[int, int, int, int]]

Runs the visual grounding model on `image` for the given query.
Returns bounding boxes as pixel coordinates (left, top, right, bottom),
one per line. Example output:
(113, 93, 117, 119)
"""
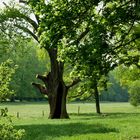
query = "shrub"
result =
(0, 60, 25, 140)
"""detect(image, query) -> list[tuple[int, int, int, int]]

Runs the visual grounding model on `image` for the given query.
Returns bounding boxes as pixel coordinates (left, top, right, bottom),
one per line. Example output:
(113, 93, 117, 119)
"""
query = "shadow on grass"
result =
(69, 113, 96, 116)
(100, 112, 140, 119)
(17, 123, 118, 140)
(70, 112, 140, 119)
(67, 112, 140, 122)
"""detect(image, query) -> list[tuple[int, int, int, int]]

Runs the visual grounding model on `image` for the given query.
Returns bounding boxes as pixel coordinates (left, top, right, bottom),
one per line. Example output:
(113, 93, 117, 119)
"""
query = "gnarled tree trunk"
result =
(32, 48, 70, 119)
(47, 48, 69, 118)
(48, 81, 69, 119)
(32, 47, 80, 119)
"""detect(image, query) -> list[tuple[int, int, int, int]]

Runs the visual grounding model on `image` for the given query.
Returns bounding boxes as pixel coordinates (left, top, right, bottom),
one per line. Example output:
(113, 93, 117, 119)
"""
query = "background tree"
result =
(0, 28, 49, 101)
(59, 0, 140, 113)
(58, 0, 139, 114)
(100, 72, 129, 102)
(0, 59, 17, 100)
(9, 40, 49, 101)
(114, 65, 140, 106)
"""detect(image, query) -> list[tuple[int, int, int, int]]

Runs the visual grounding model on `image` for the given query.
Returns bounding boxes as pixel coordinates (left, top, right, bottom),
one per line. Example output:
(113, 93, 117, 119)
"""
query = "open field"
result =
(0, 102, 140, 140)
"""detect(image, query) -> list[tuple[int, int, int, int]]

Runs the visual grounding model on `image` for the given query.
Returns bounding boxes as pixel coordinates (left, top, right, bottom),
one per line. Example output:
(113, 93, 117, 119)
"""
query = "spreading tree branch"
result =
(68, 92, 84, 99)
(14, 24, 38, 41)
(32, 83, 48, 95)
(19, 0, 27, 4)
(114, 18, 135, 47)
(67, 79, 81, 89)
(1, 4, 38, 31)
(36, 74, 48, 83)
(135, 63, 140, 69)
(115, 35, 140, 51)
(20, 14, 38, 31)
(69, 27, 90, 46)
(19, 0, 40, 25)
(76, 28, 90, 44)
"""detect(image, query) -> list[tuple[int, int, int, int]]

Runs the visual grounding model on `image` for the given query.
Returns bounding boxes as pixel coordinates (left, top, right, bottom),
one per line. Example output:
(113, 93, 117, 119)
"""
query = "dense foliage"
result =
(0, 59, 17, 101)
(114, 65, 140, 106)
(0, 111, 25, 140)
(0, 32, 49, 101)
(100, 72, 129, 102)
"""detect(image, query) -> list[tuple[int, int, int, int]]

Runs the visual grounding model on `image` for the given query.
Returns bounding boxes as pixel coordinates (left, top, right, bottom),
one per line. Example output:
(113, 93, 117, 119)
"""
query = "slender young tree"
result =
(59, 1, 140, 113)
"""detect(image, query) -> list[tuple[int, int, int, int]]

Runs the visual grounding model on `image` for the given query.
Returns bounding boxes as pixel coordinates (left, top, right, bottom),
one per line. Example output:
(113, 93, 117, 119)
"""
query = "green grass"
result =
(0, 102, 140, 140)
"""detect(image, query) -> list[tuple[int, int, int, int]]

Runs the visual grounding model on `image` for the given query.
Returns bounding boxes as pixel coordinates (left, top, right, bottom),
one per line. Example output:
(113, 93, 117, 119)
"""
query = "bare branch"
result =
(67, 79, 81, 89)
(36, 74, 47, 83)
(2, 2, 9, 8)
(19, 0, 27, 4)
(69, 27, 89, 46)
(19, 0, 40, 25)
(1, 6, 38, 31)
(68, 92, 84, 99)
(19, 14, 38, 31)
(76, 28, 90, 44)
(32, 83, 48, 95)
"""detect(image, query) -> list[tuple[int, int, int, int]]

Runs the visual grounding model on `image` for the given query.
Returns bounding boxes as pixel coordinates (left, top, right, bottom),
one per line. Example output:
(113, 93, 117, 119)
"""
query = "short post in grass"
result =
(42, 110, 45, 117)
(78, 106, 80, 115)
(17, 112, 19, 118)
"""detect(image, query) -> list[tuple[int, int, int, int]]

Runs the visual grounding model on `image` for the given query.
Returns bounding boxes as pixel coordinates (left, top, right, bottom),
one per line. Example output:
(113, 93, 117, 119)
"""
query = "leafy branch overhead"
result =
(1, 1, 139, 64)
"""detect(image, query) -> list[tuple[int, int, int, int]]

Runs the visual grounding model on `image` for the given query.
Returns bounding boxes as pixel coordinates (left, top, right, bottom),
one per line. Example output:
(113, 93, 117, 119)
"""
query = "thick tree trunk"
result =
(33, 48, 79, 119)
(48, 81, 69, 119)
(45, 48, 69, 119)
(94, 86, 101, 114)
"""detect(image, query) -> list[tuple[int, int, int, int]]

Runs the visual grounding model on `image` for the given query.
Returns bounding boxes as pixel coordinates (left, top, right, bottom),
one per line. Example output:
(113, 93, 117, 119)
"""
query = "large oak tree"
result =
(0, 0, 140, 118)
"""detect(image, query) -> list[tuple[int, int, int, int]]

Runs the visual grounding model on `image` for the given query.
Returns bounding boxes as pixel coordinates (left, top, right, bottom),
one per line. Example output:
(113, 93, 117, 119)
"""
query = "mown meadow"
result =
(0, 102, 140, 140)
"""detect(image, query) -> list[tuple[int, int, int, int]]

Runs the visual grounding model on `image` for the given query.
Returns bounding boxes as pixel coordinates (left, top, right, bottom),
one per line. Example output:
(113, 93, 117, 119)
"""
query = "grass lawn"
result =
(0, 102, 140, 140)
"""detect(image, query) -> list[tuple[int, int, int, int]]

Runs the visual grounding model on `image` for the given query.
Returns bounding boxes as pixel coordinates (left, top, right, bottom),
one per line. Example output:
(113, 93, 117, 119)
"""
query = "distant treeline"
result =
(100, 72, 129, 102)
(0, 36, 129, 103)
(10, 97, 47, 102)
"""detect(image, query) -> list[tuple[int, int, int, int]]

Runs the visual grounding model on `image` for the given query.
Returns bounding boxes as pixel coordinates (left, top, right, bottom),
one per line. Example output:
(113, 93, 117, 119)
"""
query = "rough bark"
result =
(47, 48, 69, 118)
(48, 82, 69, 119)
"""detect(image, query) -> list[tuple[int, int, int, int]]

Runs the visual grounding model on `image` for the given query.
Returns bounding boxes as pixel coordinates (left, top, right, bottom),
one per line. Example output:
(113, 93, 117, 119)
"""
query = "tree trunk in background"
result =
(94, 86, 101, 114)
